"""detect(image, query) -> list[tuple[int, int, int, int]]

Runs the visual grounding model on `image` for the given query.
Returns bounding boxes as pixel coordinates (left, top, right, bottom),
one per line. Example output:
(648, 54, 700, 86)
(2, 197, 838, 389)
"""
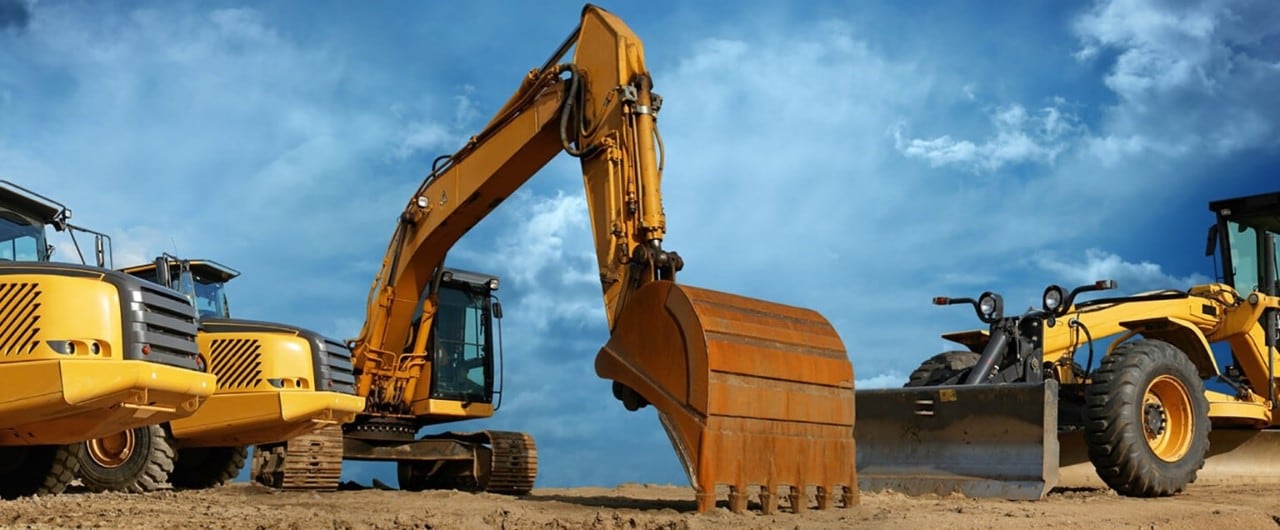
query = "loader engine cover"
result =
(596, 280, 856, 513)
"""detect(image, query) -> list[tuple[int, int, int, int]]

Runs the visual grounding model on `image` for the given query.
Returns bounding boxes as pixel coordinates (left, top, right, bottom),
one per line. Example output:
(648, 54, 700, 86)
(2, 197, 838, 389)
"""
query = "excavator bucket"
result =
(1059, 428, 1280, 488)
(595, 280, 856, 514)
(855, 381, 1060, 500)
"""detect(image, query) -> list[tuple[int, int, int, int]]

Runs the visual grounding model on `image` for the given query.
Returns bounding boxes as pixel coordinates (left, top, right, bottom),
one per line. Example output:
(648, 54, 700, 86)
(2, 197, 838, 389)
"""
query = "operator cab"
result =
(0, 181, 62, 262)
(423, 268, 503, 408)
(0, 180, 113, 267)
(1209, 191, 1280, 298)
(120, 257, 240, 319)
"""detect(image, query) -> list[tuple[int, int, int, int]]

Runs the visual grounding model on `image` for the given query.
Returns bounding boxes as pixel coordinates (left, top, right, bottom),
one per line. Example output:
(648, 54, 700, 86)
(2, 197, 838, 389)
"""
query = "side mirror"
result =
(492, 301, 504, 320)
(94, 234, 106, 268)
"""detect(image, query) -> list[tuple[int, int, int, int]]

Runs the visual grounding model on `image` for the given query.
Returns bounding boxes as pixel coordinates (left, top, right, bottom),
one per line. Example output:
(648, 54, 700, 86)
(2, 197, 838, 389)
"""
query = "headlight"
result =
(486, 278, 500, 291)
(978, 292, 1000, 319)
(1043, 285, 1066, 313)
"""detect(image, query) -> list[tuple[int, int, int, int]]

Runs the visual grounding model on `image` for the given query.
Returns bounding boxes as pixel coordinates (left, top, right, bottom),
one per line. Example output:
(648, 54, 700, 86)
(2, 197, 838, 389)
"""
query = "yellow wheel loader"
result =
(72, 256, 365, 493)
(0, 181, 215, 499)
(858, 190, 1280, 499)
(251, 4, 857, 514)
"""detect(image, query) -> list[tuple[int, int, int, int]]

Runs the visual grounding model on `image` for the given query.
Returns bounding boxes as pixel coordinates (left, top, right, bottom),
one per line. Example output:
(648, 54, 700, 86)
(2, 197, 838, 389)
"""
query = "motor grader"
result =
(68, 255, 365, 493)
(858, 190, 1280, 499)
(250, 4, 856, 514)
(0, 181, 215, 499)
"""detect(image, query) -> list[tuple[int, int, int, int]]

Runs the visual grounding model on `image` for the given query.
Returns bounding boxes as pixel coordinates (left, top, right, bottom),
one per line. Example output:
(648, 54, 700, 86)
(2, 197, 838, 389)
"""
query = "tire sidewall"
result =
(1129, 349, 1210, 477)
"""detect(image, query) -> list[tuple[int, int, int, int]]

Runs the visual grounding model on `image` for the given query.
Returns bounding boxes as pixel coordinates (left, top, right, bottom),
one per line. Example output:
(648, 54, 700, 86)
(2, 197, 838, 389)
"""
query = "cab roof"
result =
(120, 258, 241, 283)
(1210, 191, 1280, 233)
(0, 180, 65, 224)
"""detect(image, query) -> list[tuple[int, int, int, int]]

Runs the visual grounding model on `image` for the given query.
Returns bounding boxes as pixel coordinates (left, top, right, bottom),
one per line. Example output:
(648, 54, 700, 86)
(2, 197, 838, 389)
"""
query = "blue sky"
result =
(2, 0, 1277, 488)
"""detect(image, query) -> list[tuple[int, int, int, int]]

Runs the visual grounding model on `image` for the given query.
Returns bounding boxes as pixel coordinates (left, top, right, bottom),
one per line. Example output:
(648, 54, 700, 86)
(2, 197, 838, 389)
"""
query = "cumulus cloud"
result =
(1035, 248, 1212, 294)
(1074, 0, 1280, 158)
(894, 101, 1085, 173)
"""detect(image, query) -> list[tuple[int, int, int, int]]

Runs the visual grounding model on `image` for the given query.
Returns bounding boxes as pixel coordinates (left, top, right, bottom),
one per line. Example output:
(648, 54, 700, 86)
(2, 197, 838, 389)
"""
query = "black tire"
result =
(170, 446, 248, 489)
(0, 445, 79, 499)
(77, 424, 175, 493)
(905, 351, 980, 387)
(1084, 339, 1210, 497)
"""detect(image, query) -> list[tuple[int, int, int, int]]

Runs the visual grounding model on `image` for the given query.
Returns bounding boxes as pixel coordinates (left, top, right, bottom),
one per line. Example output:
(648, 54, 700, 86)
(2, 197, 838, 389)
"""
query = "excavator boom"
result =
(344, 4, 856, 513)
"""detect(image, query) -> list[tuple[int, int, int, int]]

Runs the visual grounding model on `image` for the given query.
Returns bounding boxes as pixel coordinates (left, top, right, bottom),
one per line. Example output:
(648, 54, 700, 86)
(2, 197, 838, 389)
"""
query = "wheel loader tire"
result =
(0, 445, 79, 499)
(1084, 339, 1209, 497)
(905, 351, 980, 387)
(77, 424, 175, 493)
(170, 446, 248, 489)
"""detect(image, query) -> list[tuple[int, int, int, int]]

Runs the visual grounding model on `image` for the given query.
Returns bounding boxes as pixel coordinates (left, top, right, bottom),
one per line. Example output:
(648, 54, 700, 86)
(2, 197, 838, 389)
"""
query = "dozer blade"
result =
(596, 280, 856, 514)
(856, 381, 1059, 500)
(1060, 428, 1280, 488)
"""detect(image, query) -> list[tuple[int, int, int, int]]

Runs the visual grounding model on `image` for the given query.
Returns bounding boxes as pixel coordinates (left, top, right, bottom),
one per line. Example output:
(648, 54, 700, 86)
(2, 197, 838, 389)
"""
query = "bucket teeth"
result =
(596, 280, 857, 512)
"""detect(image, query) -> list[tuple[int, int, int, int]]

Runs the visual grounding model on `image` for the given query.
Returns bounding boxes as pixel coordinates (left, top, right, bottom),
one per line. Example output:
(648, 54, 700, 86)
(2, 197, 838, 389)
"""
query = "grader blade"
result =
(596, 280, 856, 514)
(1060, 428, 1280, 488)
(856, 381, 1059, 500)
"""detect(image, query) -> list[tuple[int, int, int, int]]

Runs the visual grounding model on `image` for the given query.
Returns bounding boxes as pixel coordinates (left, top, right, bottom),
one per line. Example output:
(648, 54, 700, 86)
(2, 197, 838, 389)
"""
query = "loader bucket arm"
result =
(597, 281, 857, 513)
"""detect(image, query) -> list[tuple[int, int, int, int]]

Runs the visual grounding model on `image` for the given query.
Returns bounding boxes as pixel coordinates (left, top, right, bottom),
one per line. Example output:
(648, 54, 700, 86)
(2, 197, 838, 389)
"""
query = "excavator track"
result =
(252, 425, 344, 490)
(479, 431, 537, 494)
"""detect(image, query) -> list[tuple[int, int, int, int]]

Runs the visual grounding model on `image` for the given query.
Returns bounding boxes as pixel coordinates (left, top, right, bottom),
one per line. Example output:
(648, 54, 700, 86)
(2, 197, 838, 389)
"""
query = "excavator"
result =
(253, 4, 857, 513)
(858, 190, 1280, 499)
(0, 180, 216, 499)
(68, 256, 365, 492)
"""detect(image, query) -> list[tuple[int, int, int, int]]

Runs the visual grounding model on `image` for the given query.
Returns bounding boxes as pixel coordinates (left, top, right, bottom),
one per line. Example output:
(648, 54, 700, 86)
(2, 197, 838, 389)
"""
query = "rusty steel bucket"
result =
(595, 281, 856, 513)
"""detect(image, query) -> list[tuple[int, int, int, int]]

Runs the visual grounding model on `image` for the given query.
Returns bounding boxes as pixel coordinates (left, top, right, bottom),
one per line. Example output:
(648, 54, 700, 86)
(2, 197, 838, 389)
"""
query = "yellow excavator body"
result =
(256, 5, 855, 513)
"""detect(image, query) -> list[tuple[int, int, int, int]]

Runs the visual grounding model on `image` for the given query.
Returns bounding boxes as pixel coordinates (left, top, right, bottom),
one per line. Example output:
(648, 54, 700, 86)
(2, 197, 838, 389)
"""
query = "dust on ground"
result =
(3, 482, 1280, 529)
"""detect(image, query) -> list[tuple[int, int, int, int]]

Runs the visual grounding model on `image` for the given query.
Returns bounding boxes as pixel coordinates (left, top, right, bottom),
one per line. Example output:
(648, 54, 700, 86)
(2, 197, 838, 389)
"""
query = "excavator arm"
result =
(349, 5, 857, 513)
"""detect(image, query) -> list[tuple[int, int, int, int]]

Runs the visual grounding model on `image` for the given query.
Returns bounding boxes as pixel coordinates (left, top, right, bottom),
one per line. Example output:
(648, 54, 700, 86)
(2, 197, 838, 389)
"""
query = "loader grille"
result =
(208, 338, 264, 390)
(123, 279, 202, 370)
(314, 337, 356, 395)
(0, 282, 41, 356)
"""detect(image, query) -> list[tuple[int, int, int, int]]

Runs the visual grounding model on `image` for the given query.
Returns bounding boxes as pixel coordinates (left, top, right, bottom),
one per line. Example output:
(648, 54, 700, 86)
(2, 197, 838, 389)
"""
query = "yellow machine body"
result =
(110, 259, 364, 449)
(858, 190, 1280, 500)
(318, 4, 856, 512)
(0, 267, 216, 446)
(169, 326, 364, 447)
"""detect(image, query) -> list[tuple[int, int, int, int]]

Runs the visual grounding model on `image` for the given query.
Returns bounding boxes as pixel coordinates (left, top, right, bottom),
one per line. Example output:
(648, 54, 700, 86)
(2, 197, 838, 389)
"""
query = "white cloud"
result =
(1035, 248, 1212, 294)
(1073, 0, 1280, 157)
(894, 101, 1085, 172)
(857, 371, 907, 389)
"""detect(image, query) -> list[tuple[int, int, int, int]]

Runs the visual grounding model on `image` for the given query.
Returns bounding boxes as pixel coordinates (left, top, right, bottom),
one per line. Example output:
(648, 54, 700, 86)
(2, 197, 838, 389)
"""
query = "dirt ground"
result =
(3, 481, 1280, 530)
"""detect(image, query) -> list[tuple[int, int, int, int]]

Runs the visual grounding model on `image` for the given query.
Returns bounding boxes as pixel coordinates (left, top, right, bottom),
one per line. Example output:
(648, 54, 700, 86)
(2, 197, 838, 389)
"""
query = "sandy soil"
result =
(4, 481, 1280, 529)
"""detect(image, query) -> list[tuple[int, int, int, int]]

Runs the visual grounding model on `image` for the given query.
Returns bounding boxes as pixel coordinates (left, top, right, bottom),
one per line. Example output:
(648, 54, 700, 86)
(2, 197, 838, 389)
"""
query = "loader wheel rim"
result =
(1142, 374, 1193, 462)
(87, 430, 136, 469)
